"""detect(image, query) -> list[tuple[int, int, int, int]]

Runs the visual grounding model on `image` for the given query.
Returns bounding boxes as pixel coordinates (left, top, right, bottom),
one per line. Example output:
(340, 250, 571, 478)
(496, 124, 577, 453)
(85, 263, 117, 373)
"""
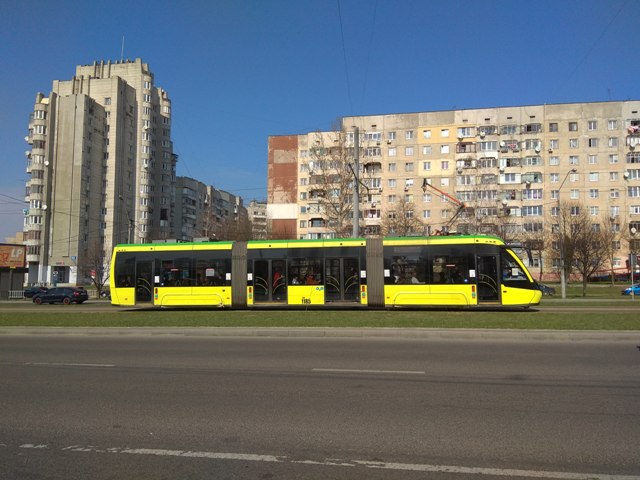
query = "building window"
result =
(405, 146, 414, 156)
(457, 127, 473, 138)
(610, 188, 620, 198)
(405, 130, 414, 140)
(588, 120, 598, 131)
(441, 160, 449, 170)
(388, 147, 397, 157)
(589, 172, 599, 182)
(405, 162, 414, 172)
(608, 137, 618, 148)
(388, 162, 396, 172)
(610, 172, 619, 181)
(549, 122, 558, 132)
(569, 138, 579, 148)
(440, 145, 449, 154)
(589, 189, 599, 198)
(388, 179, 396, 188)
(423, 129, 431, 139)
(569, 122, 578, 132)
(570, 189, 579, 199)
(387, 131, 396, 141)
(549, 156, 559, 166)
(104, 97, 111, 105)
(588, 155, 598, 165)
(608, 120, 618, 130)
(423, 161, 431, 171)
(569, 156, 579, 165)
(441, 129, 449, 137)
(588, 138, 599, 148)
(422, 145, 432, 155)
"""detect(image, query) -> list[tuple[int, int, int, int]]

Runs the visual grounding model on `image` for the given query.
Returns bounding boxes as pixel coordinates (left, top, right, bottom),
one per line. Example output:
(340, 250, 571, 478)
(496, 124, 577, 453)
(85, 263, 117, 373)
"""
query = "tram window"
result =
(115, 253, 135, 287)
(159, 254, 193, 286)
(383, 246, 428, 284)
(430, 246, 473, 284)
(193, 251, 231, 286)
(289, 257, 323, 285)
(501, 250, 529, 283)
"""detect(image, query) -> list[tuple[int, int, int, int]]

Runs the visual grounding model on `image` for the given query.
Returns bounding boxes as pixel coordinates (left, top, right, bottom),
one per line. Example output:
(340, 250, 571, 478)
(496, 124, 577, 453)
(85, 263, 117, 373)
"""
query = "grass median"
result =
(1, 303, 639, 330)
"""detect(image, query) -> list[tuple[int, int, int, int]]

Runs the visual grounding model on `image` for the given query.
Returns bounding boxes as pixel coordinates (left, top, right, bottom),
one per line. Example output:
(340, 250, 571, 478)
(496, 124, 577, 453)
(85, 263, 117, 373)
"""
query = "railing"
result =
(8, 290, 25, 300)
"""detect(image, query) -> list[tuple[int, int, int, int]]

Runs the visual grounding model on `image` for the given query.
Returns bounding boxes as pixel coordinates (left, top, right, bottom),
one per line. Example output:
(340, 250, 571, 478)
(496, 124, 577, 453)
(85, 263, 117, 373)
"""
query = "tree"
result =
(600, 215, 624, 286)
(307, 130, 358, 238)
(380, 197, 424, 236)
(82, 242, 111, 298)
(555, 201, 608, 296)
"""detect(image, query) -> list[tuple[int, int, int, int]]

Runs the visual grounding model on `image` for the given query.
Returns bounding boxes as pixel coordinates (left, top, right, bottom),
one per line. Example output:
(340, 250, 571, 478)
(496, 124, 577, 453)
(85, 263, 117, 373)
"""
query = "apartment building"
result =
(247, 200, 268, 239)
(174, 177, 248, 242)
(267, 101, 640, 274)
(23, 59, 176, 285)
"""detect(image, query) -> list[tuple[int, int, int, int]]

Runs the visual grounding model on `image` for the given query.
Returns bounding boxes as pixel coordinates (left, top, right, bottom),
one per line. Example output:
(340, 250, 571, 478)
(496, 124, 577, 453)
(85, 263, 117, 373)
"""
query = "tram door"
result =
(476, 255, 500, 303)
(253, 259, 287, 303)
(325, 257, 360, 303)
(135, 260, 154, 304)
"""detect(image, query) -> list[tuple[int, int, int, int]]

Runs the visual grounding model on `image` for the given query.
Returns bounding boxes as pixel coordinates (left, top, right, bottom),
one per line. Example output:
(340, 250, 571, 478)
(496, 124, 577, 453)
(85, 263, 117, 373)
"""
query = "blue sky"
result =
(1, 0, 639, 241)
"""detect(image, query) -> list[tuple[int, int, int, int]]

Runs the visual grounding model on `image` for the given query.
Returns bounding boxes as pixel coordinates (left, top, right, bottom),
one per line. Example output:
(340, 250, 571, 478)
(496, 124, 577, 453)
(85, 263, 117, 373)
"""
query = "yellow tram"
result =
(110, 235, 541, 309)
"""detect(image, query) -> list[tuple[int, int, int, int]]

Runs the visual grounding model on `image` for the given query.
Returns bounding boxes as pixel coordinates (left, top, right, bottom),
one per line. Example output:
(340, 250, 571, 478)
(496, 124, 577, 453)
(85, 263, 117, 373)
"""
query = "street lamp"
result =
(558, 168, 577, 299)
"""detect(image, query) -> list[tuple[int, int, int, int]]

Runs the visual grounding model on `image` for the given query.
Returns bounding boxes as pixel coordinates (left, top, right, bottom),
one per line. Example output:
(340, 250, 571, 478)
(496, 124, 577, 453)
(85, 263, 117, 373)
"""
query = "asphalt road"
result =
(1, 334, 639, 479)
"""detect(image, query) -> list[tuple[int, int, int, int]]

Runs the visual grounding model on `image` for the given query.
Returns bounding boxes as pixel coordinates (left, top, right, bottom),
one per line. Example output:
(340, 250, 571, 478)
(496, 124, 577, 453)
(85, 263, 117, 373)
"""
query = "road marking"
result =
(18, 444, 640, 479)
(25, 362, 115, 368)
(312, 368, 425, 375)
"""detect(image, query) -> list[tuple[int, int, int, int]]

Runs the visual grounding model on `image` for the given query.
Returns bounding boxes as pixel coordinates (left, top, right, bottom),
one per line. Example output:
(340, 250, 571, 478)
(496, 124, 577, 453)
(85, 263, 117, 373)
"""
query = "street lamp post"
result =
(558, 168, 577, 299)
(352, 127, 360, 238)
(119, 195, 134, 244)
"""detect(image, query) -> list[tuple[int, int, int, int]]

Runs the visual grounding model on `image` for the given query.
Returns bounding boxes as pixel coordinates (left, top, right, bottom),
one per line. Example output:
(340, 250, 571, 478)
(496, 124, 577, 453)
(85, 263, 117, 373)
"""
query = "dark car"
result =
(32, 287, 89, 305)
(539, 283, 556, 296)
(24, 286, 48, 298)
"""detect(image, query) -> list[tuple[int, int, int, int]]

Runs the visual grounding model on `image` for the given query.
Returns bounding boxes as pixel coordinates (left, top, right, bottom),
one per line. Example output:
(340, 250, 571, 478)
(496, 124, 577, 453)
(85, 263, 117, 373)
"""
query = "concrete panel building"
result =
(23, 59, 176, 285)
(267, 101, 640, 278)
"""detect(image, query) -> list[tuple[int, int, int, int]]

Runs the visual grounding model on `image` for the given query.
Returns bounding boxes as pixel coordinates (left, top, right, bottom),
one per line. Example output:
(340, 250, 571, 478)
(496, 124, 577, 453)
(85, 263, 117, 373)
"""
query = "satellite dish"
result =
(632, 227, 638, 234)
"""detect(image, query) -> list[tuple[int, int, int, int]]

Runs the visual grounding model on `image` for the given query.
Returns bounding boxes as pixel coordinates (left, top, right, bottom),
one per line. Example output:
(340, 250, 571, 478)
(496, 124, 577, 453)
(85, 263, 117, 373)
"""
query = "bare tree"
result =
(212, 214, 252, 242)
(307, 130, 358, 238)
(555, 202, 608, 296)
(82, 242, 111, 298)
(600, 215, 624, 286)
(380, 197, 424, 236)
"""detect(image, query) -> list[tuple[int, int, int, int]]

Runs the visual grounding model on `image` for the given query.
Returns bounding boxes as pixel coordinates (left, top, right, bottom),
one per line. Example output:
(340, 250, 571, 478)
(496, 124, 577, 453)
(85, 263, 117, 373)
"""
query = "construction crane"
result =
(421, 178, 466, 235)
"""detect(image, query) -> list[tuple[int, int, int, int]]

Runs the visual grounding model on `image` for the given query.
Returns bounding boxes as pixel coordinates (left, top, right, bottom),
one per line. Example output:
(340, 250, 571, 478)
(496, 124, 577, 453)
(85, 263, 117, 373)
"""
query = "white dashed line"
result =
(17, 443, 640, 479)
(312, 368, 425, 375)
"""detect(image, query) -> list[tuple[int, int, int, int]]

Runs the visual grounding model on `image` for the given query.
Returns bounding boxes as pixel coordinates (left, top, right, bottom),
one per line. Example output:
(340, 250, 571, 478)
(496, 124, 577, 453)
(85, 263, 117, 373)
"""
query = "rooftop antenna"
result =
(120, 36, 125, 62)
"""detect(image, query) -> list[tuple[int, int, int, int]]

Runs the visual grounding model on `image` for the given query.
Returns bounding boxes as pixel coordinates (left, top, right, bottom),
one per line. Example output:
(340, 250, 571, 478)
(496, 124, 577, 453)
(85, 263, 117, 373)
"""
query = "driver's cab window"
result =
(500, 250, 529, 283)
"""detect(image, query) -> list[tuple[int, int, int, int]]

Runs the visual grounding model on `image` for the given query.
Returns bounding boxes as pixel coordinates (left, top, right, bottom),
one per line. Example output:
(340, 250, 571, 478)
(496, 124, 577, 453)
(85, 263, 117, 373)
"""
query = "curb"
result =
(0, 327, 639, 342)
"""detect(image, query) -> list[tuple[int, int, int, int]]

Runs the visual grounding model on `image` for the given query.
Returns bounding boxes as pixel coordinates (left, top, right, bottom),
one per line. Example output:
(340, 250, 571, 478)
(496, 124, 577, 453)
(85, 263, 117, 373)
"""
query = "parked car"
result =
(538, 283, 556, 296)
(621, 284, 640, 296)
(32, 287, 89, 305)
(23, 286, 48, 298)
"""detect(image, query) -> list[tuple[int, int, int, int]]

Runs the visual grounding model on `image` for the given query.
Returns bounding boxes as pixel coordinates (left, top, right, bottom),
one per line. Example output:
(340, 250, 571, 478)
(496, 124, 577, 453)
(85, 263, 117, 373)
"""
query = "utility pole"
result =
(352, 127, 360, 238)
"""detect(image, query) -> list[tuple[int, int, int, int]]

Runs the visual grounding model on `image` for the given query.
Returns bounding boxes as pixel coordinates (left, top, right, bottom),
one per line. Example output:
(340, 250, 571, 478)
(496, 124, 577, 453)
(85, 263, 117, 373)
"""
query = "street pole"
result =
(352, 127, 360, 238)
(558, 168, 576, 299)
